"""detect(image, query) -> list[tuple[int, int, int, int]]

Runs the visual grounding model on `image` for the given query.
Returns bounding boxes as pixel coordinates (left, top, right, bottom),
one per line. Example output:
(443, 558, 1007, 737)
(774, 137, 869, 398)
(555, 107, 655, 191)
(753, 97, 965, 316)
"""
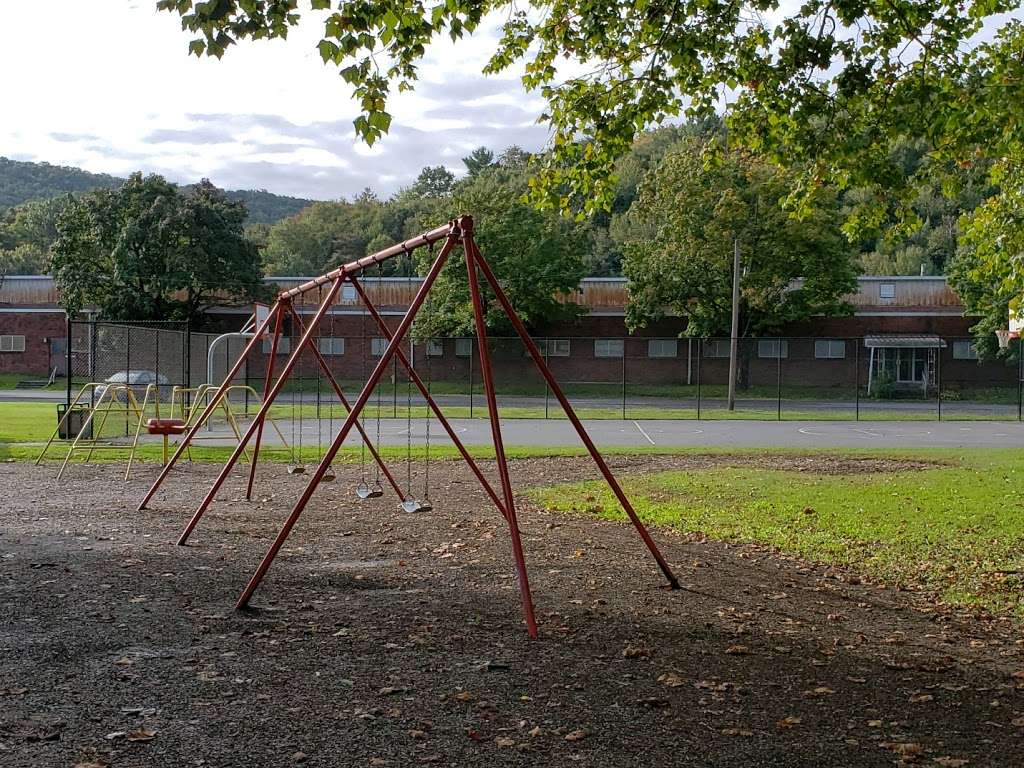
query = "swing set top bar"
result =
(277, 217, 469, 301)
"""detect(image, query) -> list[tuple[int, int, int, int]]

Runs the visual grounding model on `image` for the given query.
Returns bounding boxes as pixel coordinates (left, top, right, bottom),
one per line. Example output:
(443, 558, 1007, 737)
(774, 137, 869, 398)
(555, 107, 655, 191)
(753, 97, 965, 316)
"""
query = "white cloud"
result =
(0, 1, 545, 199)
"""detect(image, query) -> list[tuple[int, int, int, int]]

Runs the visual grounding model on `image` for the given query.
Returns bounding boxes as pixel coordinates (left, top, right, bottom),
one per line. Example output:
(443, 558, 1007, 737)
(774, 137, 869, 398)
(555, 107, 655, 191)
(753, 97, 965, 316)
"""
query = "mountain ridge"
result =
(0, 156, 317, 225)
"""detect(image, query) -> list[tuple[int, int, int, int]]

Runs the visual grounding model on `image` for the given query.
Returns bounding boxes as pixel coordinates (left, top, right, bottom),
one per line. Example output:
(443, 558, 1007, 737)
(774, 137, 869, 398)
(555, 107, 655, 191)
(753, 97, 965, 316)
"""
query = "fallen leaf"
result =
(910, 693, 934, 703)
(867, 720, 883, 728)
(725, 645, 749, 656)
(804, 687, 835, 697)
(528, 726, 542, 737)
(1011, 716, 1024, 727)
(933, 758, 969, 767)
(408, 729, 426, 740)
(126, 728, 157, 742)
(291, 752, 308, 763)
(776, 716, 802, 730)
(454, 691, 473, 702)
(495, 737, 515, 748)
(882, 742, 923, 759)
(657, 673, 685, 688)
(622, 646, 650, 659)
(564, 730, 588, 742)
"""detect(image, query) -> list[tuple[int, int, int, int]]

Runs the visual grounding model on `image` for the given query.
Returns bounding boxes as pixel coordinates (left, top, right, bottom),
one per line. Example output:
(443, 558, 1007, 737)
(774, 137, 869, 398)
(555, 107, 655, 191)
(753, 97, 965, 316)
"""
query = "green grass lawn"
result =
(531, 448, 1024, 618)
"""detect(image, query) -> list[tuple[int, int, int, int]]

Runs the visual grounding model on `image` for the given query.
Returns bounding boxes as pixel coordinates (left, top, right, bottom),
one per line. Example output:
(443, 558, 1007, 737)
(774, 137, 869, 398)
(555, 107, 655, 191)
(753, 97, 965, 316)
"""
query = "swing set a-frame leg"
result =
(245, 297, 285, 501)
(465, 235, 538, 637)
(467, 237, 680, 591)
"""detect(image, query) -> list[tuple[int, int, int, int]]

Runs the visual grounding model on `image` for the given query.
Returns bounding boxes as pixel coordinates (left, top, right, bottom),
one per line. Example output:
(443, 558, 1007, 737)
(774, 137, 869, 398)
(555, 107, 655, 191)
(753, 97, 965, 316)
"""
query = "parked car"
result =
(93, 370, 172, 403)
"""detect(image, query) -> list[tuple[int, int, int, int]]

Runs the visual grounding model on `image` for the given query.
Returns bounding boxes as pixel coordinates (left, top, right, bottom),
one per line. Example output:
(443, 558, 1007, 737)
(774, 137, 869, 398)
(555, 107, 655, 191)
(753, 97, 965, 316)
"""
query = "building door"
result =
(50, 337, 67, 377)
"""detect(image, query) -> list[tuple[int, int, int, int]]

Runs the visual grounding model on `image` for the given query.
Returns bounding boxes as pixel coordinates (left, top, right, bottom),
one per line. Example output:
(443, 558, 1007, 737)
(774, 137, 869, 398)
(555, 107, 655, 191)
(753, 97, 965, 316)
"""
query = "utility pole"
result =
(727, 237, 740, 411)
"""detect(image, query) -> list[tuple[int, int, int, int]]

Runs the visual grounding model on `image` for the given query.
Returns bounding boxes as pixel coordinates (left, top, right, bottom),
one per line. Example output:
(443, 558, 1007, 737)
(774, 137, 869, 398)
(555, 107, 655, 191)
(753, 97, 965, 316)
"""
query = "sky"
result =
(0, 1, 548, 200)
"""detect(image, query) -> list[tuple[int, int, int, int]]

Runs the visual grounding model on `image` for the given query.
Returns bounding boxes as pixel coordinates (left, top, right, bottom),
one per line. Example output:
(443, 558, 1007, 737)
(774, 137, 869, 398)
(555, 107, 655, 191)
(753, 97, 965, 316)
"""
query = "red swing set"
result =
(138, 215, 679, 637)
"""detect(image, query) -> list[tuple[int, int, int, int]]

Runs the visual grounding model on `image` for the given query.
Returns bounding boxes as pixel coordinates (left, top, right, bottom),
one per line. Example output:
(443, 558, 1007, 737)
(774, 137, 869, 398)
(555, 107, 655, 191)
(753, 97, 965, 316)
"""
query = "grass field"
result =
(531, 448, 1024, 618)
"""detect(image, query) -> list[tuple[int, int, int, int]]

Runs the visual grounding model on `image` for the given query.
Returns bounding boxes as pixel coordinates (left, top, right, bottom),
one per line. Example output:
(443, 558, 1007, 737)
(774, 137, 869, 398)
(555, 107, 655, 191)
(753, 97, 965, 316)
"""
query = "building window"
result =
(341, 284, 356, 302)
(0, 335, 26, 353)
(703, 339, 730, 358)
(455, 337, 473, 357)
(370, 337, 388, 356)
(879, 283, 896, 299)
(952, 340, 979, 360)
(594, 339, 624, 358)
(647, 339, 678, 358)
(425, 339, 443, 357)
(757, 339, 788, 359)
(814, 339, 846, 360)
(262, 337, 291, 355)
(317, 337, 345, 356)
(546, 339, 570, 357)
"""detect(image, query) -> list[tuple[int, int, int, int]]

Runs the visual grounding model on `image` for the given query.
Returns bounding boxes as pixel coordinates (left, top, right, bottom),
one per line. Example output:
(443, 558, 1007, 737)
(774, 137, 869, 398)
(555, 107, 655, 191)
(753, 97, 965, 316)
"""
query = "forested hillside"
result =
(0, 157, 314, 225)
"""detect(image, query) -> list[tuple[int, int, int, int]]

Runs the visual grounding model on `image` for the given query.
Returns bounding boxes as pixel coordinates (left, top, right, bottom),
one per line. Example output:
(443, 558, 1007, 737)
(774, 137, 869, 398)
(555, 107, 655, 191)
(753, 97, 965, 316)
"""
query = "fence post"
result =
(696, 338, 702, 420)
(1018, 338, 1022, 422)
(776, 342, 782, 421)
(621, 338, 627, 420)
(854, 338, 860, 421)
(185, 317, 192, 391)
(468, 336, 474, 419)
(543, 338, 550, 420)
(65, 313, 72, 409)
(936, 345, 942, 421)
(125, 326, 132, 436)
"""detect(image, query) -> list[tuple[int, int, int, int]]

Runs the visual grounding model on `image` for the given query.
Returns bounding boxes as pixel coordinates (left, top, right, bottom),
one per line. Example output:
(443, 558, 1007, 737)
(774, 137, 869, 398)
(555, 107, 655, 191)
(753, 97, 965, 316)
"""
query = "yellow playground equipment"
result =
(36, 382, 287, 481)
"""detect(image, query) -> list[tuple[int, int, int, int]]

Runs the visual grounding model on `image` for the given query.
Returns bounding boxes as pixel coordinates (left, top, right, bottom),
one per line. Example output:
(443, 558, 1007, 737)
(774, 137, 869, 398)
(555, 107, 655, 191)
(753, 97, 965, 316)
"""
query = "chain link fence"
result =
(62, 322, 1024, 422)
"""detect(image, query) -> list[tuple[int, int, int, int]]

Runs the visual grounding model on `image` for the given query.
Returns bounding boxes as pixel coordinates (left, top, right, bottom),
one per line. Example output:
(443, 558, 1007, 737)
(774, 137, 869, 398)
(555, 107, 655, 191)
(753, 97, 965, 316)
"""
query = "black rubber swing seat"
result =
(287, 465, 306, 475)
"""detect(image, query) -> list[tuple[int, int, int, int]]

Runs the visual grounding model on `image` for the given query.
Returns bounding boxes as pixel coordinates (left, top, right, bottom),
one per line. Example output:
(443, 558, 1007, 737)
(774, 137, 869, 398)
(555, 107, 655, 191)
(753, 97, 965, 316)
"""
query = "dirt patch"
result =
(1, 457, 1019, 768)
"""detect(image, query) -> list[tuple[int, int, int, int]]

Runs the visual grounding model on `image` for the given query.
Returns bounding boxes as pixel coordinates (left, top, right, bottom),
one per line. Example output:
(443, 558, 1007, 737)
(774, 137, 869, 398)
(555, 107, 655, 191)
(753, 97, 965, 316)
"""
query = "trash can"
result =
(57, 403, 92, 439)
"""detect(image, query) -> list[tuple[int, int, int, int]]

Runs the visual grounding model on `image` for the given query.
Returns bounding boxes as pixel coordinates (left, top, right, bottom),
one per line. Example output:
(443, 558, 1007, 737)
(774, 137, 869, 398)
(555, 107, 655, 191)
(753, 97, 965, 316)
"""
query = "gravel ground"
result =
(2, 456, 1022, 768)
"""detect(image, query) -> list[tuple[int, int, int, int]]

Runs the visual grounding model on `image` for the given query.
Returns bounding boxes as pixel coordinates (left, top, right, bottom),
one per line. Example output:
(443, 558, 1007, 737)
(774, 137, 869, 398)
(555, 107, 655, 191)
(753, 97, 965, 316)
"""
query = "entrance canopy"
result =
(864, 335, 947, 349)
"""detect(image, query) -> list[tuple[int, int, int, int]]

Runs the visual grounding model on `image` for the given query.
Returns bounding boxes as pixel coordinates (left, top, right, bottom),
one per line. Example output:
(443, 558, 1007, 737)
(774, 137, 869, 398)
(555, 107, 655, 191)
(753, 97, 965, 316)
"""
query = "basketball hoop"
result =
(996, 329, 1012, 349)
(254, 302, 270, 339)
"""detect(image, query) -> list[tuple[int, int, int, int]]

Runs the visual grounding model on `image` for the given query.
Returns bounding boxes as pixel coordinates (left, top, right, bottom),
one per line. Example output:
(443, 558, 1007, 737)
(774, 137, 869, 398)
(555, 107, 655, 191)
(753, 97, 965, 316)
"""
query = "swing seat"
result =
(415, 500, 433, 513)
(287, 465, 306, 475)
(321, 469, 336, 482)
(356, 481, 383, 499)
(400, 499, 422, 513)
(145, 418, 187, 436)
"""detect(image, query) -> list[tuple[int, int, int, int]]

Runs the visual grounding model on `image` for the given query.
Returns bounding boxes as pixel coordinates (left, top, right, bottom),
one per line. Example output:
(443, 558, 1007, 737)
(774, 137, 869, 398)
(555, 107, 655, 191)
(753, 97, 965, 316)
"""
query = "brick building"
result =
(0, 273, 1008, 393)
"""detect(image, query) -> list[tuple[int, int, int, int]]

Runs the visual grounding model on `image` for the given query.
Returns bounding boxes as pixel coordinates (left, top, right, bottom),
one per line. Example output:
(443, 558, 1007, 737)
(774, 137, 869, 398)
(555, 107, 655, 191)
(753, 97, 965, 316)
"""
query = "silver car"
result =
(93, 370, 172, 403)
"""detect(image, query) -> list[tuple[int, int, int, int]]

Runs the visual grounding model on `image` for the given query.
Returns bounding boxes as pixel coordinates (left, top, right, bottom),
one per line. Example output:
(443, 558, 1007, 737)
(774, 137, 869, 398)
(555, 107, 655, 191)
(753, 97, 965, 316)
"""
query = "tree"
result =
(405, 166, 456, 199)
(462, 147, 495, 178)
(262, 196, 398, 275)
(620, 141, 857, 345)
(408, 167, 588, 336)
(948, 150, 1024, 359)
(0, 196, 71, 274)
(51, 173, 263, 321)
(159, 1, 1023, 225)
(497, 146, 531, 171)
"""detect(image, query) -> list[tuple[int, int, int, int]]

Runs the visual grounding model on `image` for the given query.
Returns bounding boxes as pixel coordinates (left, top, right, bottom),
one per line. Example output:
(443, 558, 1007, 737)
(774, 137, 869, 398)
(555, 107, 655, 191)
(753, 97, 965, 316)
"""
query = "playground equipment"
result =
(38, 380, 152, 480)
(37, 379, 289, 481)
(137, 215, 680, 637)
